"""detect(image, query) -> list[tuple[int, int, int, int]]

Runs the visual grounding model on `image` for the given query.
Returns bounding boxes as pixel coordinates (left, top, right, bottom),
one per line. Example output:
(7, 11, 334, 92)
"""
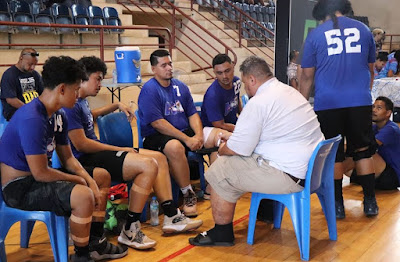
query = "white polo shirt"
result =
(227, 77, 324, 178)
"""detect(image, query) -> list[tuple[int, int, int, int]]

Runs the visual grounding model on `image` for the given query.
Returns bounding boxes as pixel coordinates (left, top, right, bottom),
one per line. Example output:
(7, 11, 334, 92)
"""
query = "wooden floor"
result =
(3, 177, 400, 262)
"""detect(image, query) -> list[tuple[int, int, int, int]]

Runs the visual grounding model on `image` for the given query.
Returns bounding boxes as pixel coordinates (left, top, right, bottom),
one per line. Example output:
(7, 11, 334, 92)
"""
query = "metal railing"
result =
(383, 34, 400, 53)
(117, 0, 237, 80)
(0, 21, 172, 74)
(190, 0, 275, 65)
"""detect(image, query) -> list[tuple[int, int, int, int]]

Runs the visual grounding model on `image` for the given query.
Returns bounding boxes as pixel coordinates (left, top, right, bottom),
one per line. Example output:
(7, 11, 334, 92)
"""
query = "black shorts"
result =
(2, 167, 94, 216)
(316, 106, 373, 162)
(143, 128, 195, 153)
(78, 151, 129, 182)
(375, 164, 400, 190)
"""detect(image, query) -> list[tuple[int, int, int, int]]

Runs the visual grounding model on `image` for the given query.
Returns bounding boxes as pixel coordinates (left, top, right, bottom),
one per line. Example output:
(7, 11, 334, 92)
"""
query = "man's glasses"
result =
(22, 52, 39, 57)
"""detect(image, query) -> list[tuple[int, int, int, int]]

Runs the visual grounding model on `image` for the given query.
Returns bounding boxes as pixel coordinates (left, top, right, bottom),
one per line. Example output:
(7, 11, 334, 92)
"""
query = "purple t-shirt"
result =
(138, 78, 198, 137)
(0, 98, 69, 172)
(201, 76, 241, 127)
(373, 120, 400, 183)
(64, 98, 99, 159)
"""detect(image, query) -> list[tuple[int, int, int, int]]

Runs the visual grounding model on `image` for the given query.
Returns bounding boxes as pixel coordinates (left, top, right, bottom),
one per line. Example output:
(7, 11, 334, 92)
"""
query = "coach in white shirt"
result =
(189, 56, 325, 247)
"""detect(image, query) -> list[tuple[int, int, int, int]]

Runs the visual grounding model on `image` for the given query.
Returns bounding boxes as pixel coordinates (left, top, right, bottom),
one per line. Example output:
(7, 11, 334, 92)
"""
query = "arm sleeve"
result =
(64, 104, 84, 131)
(138, 86, 164, 125)
(19, 117, 48, 155)
(0, 70, 18, 99)
(301, 34, 317, 68)
(227, 102, 263, 156)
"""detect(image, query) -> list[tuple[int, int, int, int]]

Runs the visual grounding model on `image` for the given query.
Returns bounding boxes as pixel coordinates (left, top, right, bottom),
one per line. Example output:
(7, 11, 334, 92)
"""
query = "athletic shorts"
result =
(78, 151, 129, 182)
(316, 106, 373, 162)
(143, 128, 195, 153)
(2, 167, 94, 216)
(375, 164, 400, 190)
(205, 153, 304, 203)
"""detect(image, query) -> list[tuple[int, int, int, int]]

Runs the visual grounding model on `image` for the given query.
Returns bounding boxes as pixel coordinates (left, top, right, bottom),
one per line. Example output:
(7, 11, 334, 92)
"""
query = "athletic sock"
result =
(358, 173, 376, 198)
(207, 223, 234, 242)
(334, 178, 343, 203)
(181, 184, 193, 196)
(161, 200, 178, 217)
(74, 245, 90, 257)
(125, 211, 141, 230)
(90, 222, 104, 240)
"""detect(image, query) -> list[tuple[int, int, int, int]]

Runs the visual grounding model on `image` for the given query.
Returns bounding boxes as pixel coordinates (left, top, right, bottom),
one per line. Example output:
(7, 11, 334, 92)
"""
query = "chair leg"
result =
(317, 191, 337, 241)
(273, 201, 285, 229)
(287, 198, 310, 261)
(20, 220, 36, 248)
(198, 160, 206, 192)
(0, 240, 6, 262)
(53, 216, 69, 262)
(247, 194, 261, 245)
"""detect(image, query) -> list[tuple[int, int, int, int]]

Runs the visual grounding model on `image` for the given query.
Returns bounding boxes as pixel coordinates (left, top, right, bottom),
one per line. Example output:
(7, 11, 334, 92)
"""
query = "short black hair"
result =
(312, 0, 352, 28)
(212, 54, 232, 68)
(376, 96, 394, 112)
(42, 56, 87, 90)
(79, 56, 107, 76)
(150, 49, 170, 66)
(376, 52, 388, 62)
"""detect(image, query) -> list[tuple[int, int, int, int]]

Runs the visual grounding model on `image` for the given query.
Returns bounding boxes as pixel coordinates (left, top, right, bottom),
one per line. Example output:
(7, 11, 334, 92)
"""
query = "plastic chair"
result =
(71, 3, 90, 33)
(97, 112, 147, 222)
(9, 0, 35, 33)
(0, 1, 13, 33)
(103, 6, 124, 34)
(51, 3, 74, 34)
(0, 180, 69, 262)
(34, 7, 56, 34)
(88, 5, 105, 33)
(247, 135, 342, 261)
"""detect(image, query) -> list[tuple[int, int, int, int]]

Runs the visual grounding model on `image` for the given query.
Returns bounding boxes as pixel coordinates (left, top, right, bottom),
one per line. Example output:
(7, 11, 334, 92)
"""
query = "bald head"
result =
(17, 48, 39, 73)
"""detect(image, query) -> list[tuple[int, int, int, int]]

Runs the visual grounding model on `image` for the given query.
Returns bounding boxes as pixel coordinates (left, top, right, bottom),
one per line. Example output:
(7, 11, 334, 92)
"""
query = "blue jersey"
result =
(201, 76, 241, 127)
(64, 98, 99, 159)
(373, 121, 400, 184)
(138, 78, 198, 137)
(301, 16, 375, 111)
(0, 98, 69, 172)
(0, 65, 44, 121)
(383, 52, 398, 75)
(374, 65, 388, 79)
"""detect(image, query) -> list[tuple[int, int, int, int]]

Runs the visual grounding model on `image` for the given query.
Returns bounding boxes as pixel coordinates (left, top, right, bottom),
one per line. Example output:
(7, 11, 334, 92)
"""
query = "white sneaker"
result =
(118, 221, 156, 250)
(162, 209, 203, 233)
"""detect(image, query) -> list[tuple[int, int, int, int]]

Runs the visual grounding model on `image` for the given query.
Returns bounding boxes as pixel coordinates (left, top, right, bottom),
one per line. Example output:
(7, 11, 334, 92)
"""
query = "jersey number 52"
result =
(324, 28, 361, 56)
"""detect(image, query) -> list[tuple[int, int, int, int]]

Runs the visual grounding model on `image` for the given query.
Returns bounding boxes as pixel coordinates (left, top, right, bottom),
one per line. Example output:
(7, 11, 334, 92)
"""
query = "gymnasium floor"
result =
(3, 177, 400, 261)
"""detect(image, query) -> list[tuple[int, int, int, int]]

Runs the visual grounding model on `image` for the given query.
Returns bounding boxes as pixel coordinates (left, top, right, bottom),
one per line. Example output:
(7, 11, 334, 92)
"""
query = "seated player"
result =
(0, 56, 127, 262)
(374, 52, 389, 79)
(64, 56, 203, 250)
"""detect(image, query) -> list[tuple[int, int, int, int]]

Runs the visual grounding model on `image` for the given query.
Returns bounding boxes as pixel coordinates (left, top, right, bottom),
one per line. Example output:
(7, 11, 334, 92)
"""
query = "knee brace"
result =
(353, 147, 373, 161)
(131, 183, 152, 195)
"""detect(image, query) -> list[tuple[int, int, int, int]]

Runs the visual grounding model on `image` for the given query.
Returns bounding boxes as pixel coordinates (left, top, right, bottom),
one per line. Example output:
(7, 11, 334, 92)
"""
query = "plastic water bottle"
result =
(112, 69, 117, 83)
(150, 196, 159, 226)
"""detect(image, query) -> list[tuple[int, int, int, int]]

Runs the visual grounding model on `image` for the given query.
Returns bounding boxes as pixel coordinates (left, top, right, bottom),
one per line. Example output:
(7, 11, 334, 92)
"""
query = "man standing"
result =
(300, 0, 378, 218)
(138, 49, 203, 217)
(0, 48, 43, 121)
(189, 56, 324, 246)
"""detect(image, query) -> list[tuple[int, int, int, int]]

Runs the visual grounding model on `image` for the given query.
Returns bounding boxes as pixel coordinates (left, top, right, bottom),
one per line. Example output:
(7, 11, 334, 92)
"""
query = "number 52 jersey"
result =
(301, 16, 376, 111)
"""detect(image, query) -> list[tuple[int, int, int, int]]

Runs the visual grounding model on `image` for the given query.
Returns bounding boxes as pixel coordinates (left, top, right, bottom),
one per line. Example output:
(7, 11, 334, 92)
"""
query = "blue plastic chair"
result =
(97, 111, 147, 222)
(103, 6, 124, 34)
(88, 5, 105, 33)
(9, 0, 35, 33)
(247, 135, 342, 261)
(71, 3, 90, 33)
(0, 180, 69, 262)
